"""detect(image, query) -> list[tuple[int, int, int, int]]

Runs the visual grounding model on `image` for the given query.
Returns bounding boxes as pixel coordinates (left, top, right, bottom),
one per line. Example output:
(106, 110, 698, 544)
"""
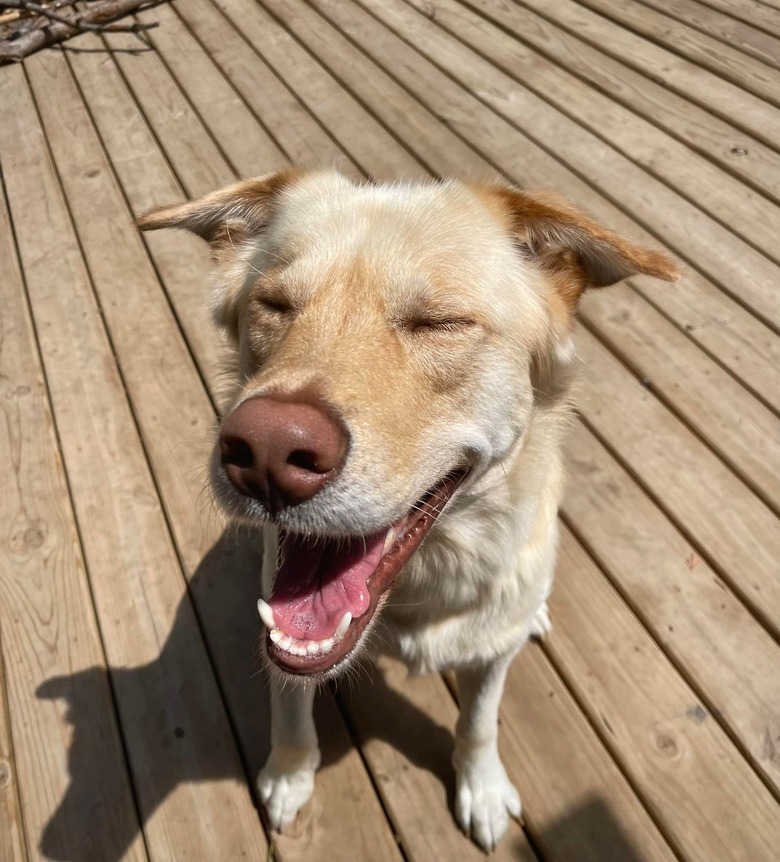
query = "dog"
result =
(138, 169, 678, 851)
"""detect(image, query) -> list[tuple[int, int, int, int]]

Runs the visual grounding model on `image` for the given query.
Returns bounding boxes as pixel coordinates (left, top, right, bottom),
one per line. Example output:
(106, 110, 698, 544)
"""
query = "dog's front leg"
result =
(257, 678, 321, 831)
(453, 652, 521, 851)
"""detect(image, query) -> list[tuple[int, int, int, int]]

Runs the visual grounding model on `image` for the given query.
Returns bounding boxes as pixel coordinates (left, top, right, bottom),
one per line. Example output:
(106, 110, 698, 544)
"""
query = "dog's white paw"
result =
(530, 601, 552, 640)
(455, 754, 521, 852)
(257, 750, 318, 832)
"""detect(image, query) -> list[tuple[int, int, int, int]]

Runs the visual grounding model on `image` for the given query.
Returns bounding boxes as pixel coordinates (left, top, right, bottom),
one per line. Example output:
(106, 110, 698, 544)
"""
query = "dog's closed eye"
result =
(401, 317, 478, 335)
(260, 298, 295, 314)
(252, 294, 297, 316)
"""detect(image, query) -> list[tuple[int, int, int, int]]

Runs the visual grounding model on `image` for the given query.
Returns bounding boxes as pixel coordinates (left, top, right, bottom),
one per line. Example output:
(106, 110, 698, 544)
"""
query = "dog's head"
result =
(139, 169, 677, 676)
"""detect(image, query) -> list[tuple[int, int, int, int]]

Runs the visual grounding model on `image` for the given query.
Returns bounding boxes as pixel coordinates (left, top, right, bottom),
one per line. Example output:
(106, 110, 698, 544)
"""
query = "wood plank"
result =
(579, 285, 780, 511)
(310, 0, 780, 416)
(365, 0, 780, 330)
(0, 598, 28, 862)
(198, 0, 425, 179)
(500, 647, 676, 862)
(483, 0, 780, 205)
(563, 420, 780, 795)
(166, 0, 353, 170)
(136, 2, 289, 178)
(691, 0, 780, 38)
(14, 50, 269, 862)
(0, 68, 147, 862)
(576, 0, 780, 107)
(547, 527, 780, 861)
(637, 0, 780, 66)
(105, 31, 234, 200)
(575, 327, 780, 635)
(277, 694, 404, 862)
(511, 0, 780, 151)
(238, 0, 493, 179)
(70, 42, 225, 390)
(61, 34, 404, 862)
(430, 0, 780, 271)
(340, 659, 538, 861)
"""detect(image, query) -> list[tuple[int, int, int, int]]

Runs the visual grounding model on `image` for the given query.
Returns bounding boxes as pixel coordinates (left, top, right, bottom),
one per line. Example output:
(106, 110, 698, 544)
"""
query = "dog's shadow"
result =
(37, 530, 649, 862)
(35, 529, 456, 862)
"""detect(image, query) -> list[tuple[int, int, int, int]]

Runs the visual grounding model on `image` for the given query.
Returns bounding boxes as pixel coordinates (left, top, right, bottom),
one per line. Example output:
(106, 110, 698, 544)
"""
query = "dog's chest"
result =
(375, 498, 555, 674)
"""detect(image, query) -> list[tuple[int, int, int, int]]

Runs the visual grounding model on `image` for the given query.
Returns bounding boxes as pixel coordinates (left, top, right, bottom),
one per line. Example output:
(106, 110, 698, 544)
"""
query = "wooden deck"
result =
(2, 0, 780, 859)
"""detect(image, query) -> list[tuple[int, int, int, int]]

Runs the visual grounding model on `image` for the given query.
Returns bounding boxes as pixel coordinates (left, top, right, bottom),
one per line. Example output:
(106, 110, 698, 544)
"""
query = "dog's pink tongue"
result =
(269, 531, 386, 639)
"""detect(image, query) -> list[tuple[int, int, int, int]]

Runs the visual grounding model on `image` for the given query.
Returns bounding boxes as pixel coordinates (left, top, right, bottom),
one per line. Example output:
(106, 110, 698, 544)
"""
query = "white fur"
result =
(140, 169, 671, 849)
(218, 172, 564, 848)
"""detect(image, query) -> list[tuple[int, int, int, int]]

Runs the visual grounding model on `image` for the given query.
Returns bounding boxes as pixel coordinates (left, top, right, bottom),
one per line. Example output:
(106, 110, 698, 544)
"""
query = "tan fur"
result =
(138, 169, 677, 850)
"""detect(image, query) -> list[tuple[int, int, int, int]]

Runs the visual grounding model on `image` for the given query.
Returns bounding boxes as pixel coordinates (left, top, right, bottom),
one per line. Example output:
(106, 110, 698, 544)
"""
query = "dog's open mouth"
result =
(259, 470, 467, 674)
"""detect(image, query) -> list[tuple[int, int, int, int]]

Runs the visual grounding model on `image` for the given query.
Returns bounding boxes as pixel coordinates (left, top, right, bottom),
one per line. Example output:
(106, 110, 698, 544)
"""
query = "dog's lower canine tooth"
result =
(335, 611, 352, 639)
(383, 527, 395, 554)
(257, 599, 275, 630)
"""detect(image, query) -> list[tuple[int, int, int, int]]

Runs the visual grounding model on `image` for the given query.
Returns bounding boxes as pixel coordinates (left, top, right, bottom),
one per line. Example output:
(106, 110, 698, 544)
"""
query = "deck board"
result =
(549, 528, 780, 861)
(511, 0, 780, 149)
(2, 0, 779, 859)
(576, 0, 780, 105)
(0, 67, 149, 862)
(471, 0, 780, 205)
(563, 422, 780, 797)
(0, 634, 26, 862)
(635, 0, 780, 67)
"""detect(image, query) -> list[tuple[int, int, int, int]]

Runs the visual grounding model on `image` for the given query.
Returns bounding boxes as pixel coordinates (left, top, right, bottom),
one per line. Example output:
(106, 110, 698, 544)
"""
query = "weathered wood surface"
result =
(1, 0, 779, 858)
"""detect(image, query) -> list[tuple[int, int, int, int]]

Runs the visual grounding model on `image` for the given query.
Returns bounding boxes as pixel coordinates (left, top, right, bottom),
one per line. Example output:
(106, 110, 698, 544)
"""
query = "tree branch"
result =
(0, 0, 163, 61)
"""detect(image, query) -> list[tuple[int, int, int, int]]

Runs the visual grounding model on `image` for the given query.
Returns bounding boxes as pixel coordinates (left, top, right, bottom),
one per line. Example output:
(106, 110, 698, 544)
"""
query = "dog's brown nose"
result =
(219, 397, 348, 511)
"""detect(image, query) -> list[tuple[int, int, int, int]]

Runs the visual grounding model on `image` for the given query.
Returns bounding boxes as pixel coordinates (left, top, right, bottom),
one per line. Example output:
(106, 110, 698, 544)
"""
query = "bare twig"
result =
(0, 0, 163, 61)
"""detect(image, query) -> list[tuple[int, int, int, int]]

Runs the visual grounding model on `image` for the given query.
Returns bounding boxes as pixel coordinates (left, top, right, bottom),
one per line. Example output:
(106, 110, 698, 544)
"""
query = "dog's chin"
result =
(257, 469, 468, 679)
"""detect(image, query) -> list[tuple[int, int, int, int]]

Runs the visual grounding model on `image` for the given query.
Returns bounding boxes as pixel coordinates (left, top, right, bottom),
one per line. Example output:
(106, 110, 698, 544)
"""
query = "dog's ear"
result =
(136, 169, 303, 254)
(481, 185, 680, 311)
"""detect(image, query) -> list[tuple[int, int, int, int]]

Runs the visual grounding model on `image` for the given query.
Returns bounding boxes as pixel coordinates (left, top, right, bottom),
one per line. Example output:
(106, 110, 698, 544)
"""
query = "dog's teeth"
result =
(307, 641, 320, 655)
(257, 599, 276, 629)
(293, 644, 307, 656)
(335, 611, 352, 640)
(269, 628, 283, 644)
(279, 635, 293, 650)
(319, 637, 334, 653)
(383, 527, 396, 554)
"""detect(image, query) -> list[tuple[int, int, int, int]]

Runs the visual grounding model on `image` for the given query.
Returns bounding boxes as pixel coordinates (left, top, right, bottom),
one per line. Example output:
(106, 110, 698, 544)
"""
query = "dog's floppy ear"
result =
(482, 185, 680, 310)
(136, 169, 302, 253)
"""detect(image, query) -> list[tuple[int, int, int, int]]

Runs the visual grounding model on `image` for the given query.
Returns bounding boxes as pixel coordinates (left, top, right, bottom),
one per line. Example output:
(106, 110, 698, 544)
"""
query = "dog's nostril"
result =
(221, 436, 254, 469)
(287, 449, 322, 473)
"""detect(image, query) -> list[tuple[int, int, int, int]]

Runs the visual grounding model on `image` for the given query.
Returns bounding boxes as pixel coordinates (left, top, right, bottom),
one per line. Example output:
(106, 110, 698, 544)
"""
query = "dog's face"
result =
(139, 170, 677, 677)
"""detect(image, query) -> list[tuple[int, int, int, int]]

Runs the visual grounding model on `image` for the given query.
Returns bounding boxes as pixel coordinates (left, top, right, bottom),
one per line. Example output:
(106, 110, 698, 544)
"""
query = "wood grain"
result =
(637, 0, 780, 68)
(0, 66, 148, 862)
(169, 0, 353, 171)
(500, 647, 677, 862)
(203, 0, 425, 180)
(575, 326, 780, 633)
(577, 0, 780, 106)
(563, 420, 780, 795)
(341, 658, 537, 862)
(547, 526, 780, 861)
(0, 617, 28, 861)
